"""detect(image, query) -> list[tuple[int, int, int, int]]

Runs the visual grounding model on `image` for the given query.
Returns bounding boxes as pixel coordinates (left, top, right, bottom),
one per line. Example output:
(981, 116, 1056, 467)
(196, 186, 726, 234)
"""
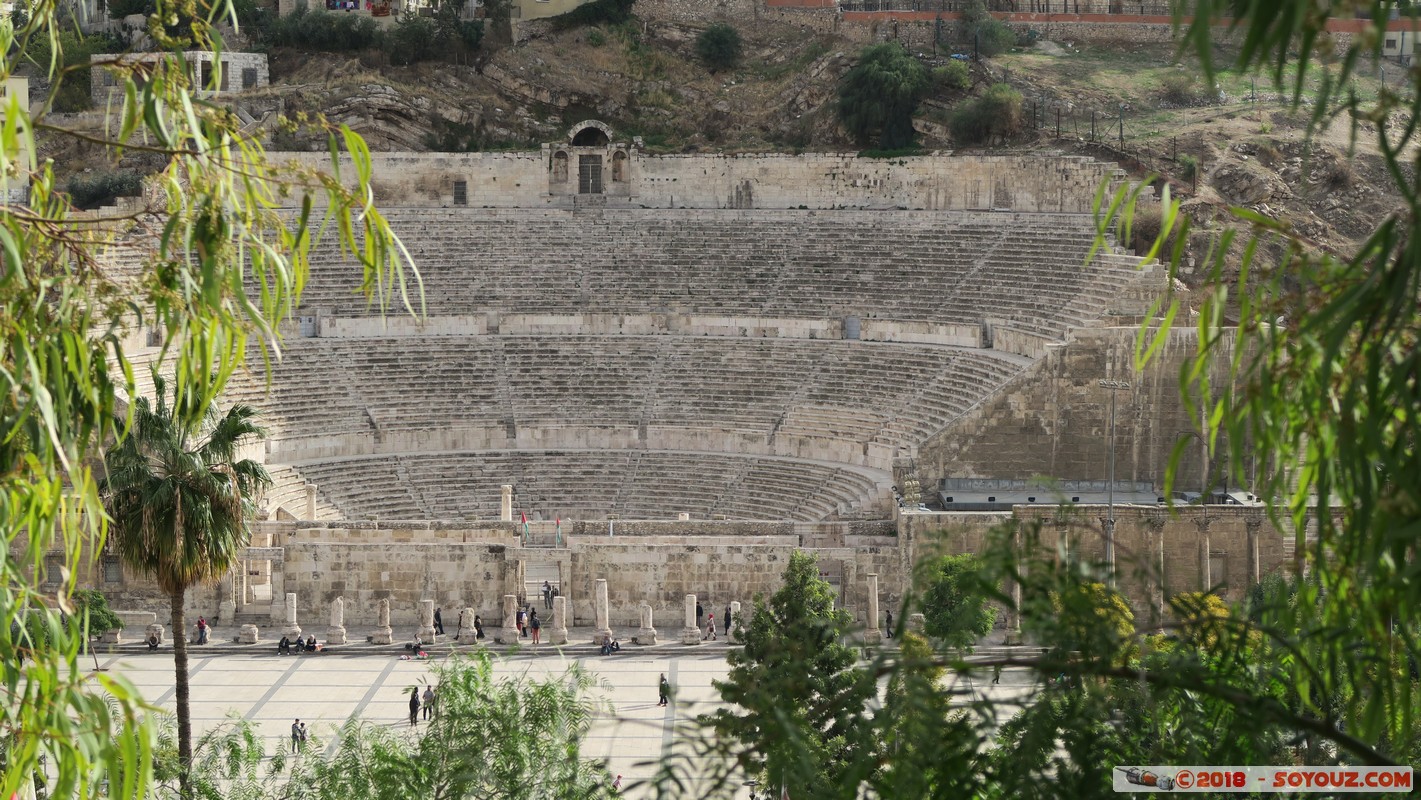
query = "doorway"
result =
(578, 155, 603, 194)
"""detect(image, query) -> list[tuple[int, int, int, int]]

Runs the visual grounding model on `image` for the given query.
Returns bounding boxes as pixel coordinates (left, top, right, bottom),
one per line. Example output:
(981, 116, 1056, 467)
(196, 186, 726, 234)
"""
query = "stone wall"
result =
(900, 503, 1294, 614)
(914, 324, 1240, 494)
(276, 149, 1132, 212)
(90, 51, 268, 106)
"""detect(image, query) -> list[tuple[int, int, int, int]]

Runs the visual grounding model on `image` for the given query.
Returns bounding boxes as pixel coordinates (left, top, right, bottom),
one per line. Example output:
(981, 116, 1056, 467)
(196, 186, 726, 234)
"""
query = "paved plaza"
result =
(100, 630, 1037, 798)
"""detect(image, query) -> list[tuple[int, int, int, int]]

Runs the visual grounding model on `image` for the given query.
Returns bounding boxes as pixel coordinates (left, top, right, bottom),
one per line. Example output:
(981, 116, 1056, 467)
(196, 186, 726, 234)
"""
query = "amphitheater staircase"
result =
(706, 458, 755, 519)
(491, 338, 517, 441)
(610, 451, 644, 513)
(636, 340, 672, 441)
(392, 456, 436, 518)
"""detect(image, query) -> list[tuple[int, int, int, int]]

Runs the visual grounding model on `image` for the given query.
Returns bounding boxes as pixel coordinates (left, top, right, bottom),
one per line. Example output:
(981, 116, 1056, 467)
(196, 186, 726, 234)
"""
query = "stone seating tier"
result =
(275, 450, 890, 523)
(283, 209, 1150, 343)
(219, 336, 1029, 467)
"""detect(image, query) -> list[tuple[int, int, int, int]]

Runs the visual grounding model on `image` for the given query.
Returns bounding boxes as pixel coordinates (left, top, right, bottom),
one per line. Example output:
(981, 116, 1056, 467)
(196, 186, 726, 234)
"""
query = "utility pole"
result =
(1099, 378, 1131, 584)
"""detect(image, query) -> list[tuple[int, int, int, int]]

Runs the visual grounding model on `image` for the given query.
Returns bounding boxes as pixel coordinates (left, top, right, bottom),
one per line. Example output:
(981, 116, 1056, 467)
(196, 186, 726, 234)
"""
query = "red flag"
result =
(520, 511, 527, 525)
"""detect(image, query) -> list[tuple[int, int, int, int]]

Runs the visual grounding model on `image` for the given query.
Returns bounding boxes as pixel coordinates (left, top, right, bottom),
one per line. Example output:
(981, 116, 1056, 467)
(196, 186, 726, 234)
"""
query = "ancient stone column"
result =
(729, 600, 742, 641)
(550, 595, 569, 645)
(372, 598, 393, 645)
(304, 483, 317, 520)
(219, 570, 237, 623)
(326, 596, 347, 645)
(680, 594, 701, 645)
(238, 624, 260, 644)
(418, 599, 436, 641)
(282, 592, 302, 640)
(593, 578, 613, 645)
(633, 603, 658, 645)
(500, 485, 513, 523)
(862, 573, 883, 646)
(497, 594, 519, 644)
(457, 607, 481, 645)
(908, 612, 926, 634)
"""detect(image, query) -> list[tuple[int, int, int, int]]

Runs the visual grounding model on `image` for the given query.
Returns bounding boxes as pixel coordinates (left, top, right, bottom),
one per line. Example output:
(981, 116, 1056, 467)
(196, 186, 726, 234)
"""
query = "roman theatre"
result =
(102, 122, 1301, 635)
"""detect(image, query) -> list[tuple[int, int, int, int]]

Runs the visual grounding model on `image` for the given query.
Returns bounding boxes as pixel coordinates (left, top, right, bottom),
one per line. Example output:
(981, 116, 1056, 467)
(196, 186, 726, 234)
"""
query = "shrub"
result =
(386, 11, 436, 65)
(1121, 203, 1180, 256)
(1159, 70, 1207, 105)
(961, 0, 1015, 58)
(1178, 153, 1199, 181)
(65, 172, 144, 209)
(586, 28, 606, 46)
(948, 82, 1022, 145)
(933, 60, 970, 92)
(695, 22, 743, 73)
(71, 589, 123, 635)
(1323, 158, 1354, 191)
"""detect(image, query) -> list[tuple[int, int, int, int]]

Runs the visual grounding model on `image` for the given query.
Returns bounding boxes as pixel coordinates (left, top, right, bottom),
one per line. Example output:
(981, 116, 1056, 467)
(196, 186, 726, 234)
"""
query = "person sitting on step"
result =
(278, 635, 292, 655)
(146, 633, 160, 651)
(305, 635, 317, 652)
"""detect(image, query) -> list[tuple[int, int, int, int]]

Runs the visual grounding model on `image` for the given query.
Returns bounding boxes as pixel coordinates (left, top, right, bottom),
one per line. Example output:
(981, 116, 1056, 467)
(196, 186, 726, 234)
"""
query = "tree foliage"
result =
(695, 23, 742, 73)
(0, 0, 417, 792)
(920, 553, 997, 650)
(704, 551, 873, 797)
(172, 653, 616, 800)
(836, 42, 930, 150)
(102, 373, 270, 790)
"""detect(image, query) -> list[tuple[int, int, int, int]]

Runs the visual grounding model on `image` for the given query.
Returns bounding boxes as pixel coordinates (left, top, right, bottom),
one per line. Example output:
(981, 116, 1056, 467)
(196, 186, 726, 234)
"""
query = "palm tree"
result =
(102, 373, 269, 795)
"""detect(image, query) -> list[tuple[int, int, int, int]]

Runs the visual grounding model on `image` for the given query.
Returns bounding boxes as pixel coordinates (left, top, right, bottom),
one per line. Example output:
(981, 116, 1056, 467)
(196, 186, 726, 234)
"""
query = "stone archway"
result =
(568, 119, 613, 147)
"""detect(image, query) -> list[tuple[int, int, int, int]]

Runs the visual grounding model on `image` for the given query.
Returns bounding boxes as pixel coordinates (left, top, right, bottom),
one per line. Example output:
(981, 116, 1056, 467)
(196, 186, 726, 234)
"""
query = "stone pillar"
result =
(908, 612, 926, 634)
(145, 623, 166, 644)
(1245, 512, 1264, 587)
(550, 595, 569, 645)
(418, 599, 436, 641)
(219, 570, 237, 623)
(269, 569, 286, 624)
(729, 600, 742, 641)
(282, 592, 301, 640)
(304, 483, 317, 520)
(238, 624, 260, 644)
(592, 579, 613, 645)
(680, 594, 701, 645)
(633, 603, 658, 645)
(862, 573, 882, 645)
(326, 597, 347, 645)
(457, 608, 481, 645)
(497, 594, 519, 644)
(1196, 517, 1212, 590)
(500, 485, 513, 522)
(372, 598, 393, 645)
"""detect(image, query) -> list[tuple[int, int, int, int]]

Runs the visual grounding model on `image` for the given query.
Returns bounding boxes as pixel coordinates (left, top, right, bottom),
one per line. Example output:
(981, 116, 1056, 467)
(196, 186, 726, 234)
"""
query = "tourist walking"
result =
(658, 673, 669, 706)
(542, 580, 553, 609)
(695, 601, 704, 630)
(473, 614, 485, 639)
(408, 687, 420, 726)
(723, 605, 731, 637)
(290, 719, 301, 753)
(704, 613, 717, 641)
(517, 607, 528, 638)
(299, 722, 308, 751)
(530, 610, 541, 644)
(434, 607, 444, 636)
(992, 664, 1001, 685)
(422, 686, 435, 720)
(195, 616, 208, 645)
(885, 610, 894, 639)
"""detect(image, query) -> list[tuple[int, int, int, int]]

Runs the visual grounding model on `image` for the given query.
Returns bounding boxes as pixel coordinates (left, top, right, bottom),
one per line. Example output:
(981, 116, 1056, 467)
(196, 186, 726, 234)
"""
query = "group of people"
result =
(408, 685, 437, 725)
(516, 605, 542, 643)
(540, 580, 561, 610)
(277, 635, 320, 655)
(289, 719, 308, 753)
(695, 601, 732, 641)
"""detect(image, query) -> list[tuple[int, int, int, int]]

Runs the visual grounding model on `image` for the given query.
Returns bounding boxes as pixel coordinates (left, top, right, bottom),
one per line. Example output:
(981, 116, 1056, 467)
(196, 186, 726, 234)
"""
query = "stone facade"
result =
(280, 139, 1135, 212)
(915, 325, 1241, 494)
(90, 52, 268, 107)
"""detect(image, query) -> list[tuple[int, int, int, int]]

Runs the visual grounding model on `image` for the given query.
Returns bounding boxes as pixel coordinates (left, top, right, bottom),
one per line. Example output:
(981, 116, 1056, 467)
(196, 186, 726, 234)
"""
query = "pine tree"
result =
(705, 551, 873, 798)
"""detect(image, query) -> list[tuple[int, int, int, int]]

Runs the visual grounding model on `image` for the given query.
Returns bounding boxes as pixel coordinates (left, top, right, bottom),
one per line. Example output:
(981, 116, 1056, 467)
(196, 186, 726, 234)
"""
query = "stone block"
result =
(238, 624, 260, 644)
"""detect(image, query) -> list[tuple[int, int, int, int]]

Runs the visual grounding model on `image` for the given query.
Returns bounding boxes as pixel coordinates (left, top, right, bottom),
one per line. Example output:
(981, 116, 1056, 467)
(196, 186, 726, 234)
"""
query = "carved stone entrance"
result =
(578, 155, 603, 194)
